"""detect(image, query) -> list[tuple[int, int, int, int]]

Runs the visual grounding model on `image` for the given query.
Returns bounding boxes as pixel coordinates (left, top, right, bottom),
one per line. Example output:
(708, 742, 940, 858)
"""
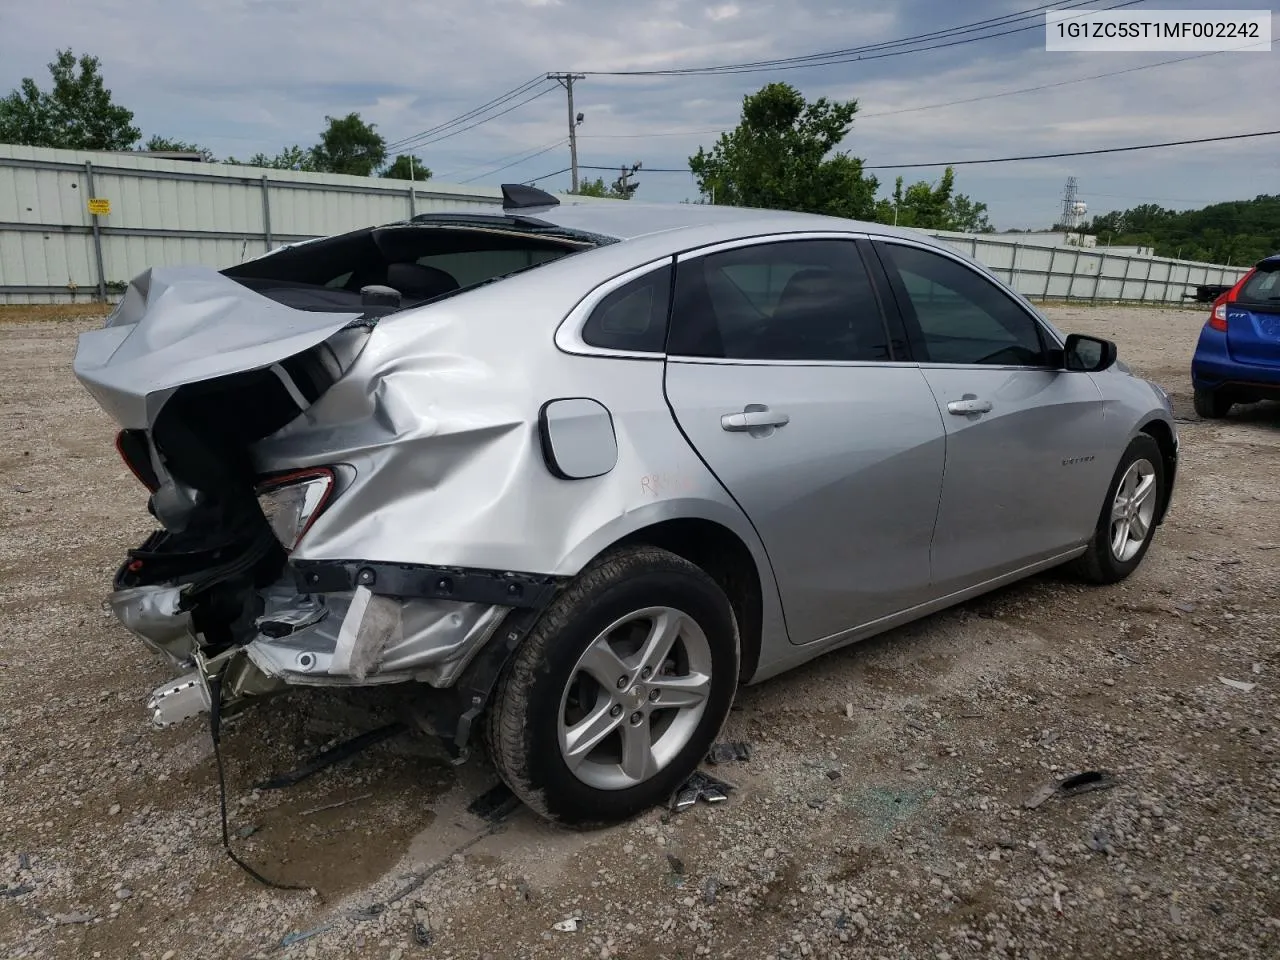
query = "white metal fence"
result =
(0, 144, 1249, 305)
(0, 145, 517, 304)
(925, 229, 1246, 305)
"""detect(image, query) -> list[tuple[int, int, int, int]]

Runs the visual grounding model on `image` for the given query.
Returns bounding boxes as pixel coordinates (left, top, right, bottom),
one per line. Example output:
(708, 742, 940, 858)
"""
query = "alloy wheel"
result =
(557, 606, 712, 791)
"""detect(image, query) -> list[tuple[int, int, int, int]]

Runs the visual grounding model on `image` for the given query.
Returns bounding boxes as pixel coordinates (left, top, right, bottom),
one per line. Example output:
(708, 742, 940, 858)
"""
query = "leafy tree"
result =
(569, 176, 634, 199)
(0, 49, 140, 150)
(144, 135, 213, 161)
(873, 167, 992, 232)
(309, 113, 386, 176)
(688, 82, 878, 219)
(382, 154, 431, 180)
(1080, 195, 1280, 264)
(225, 145, 316, 171)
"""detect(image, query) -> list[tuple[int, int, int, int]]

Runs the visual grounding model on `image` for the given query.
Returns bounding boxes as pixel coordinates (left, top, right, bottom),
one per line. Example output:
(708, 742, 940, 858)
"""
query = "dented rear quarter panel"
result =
(250, 234, 790, 660)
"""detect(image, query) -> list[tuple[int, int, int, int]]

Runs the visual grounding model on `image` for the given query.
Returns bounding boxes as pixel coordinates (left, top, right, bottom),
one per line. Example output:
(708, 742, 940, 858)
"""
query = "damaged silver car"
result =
(75, 184, 1178, 825)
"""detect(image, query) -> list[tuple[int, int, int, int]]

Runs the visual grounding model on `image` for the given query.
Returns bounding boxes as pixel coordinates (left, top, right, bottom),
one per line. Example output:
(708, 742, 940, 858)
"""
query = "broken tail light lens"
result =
(115, 430, 160, 492)
(255, 468, 335, 552)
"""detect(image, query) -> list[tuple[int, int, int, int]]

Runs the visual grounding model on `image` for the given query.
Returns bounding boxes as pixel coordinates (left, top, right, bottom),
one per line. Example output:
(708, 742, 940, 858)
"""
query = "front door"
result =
(662, 236, 946, 645)
(871, 239, 1108, 594)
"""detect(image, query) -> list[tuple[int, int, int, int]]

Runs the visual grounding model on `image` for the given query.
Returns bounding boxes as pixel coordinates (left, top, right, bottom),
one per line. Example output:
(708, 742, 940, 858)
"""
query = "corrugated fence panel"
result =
(0, 144, 1251, 304)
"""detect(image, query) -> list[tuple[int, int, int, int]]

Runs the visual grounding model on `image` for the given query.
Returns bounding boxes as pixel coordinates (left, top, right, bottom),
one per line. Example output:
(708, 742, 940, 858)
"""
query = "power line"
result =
(578, 43, 1250, 142)
(384, 76, 548, 153)
(574, 129, 1280, 175)
(862, 129, 1280, 169)
(577, 0, 1132, 76)
(440, 138, 566, 180)
(395, 86, 559, 153)
(457, 139, 569, 183)
(524, 167, 572, 184)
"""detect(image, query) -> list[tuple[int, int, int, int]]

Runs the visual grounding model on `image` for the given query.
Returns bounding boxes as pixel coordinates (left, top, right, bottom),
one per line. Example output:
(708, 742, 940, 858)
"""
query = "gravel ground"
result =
(1, 303, 1277, 960)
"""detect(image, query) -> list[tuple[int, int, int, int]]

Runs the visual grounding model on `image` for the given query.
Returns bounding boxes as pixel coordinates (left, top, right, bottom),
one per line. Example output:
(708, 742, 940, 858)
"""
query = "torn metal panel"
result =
(72, 266, 364, 430)
(245, 585, 510, 688)
(109, 583, 198, 666)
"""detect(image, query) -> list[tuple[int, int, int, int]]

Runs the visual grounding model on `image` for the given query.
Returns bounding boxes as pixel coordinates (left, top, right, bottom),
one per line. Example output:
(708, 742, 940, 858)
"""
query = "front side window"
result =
(667, 239, 891, 362)
(878, 242, 1048, 367)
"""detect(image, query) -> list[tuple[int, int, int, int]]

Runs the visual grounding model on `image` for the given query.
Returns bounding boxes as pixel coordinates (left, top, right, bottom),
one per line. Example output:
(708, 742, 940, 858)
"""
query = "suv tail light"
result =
(1208, 268, 1255, 333)
(255, 468, 335, 551)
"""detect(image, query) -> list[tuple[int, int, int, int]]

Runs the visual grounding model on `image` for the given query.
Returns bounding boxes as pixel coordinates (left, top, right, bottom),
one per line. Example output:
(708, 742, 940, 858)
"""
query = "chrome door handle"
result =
(721, 409, 791, 432)
(947, 397, 992, 415)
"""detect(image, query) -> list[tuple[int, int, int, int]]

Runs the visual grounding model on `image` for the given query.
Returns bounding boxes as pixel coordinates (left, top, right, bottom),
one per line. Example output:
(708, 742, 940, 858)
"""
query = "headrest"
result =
(386, 262, 460, 301)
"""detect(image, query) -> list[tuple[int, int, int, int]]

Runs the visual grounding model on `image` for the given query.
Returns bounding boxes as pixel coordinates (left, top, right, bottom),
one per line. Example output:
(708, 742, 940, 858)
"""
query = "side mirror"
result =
(1063, 334, 1118, 372)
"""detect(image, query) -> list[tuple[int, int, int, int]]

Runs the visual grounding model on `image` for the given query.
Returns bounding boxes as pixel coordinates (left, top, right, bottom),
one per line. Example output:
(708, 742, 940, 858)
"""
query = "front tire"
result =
(1193, 387, 1233, 419)
(1073, 434, 1165, 584)
(485, 546, 739, 827)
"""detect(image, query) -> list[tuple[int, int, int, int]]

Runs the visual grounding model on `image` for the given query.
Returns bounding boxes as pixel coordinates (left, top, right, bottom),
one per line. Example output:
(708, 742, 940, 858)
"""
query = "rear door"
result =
(1226, 263, 1280, 367)
(662, 235, 946, 646)
(870, 238, 1108, 594)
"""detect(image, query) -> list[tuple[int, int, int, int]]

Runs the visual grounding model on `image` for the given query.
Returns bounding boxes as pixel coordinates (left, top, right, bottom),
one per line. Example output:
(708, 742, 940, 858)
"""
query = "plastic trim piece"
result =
(289, 559, 565, 609)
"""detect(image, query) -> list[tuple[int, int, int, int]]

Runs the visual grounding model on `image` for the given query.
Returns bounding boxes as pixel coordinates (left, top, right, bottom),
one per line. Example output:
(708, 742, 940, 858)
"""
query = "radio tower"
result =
(1060, 177, 1079, 230)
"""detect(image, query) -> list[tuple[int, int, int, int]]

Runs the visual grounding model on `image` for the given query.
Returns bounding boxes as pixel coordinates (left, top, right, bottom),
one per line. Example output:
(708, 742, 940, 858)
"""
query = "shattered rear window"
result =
(222, 221, 602, 313)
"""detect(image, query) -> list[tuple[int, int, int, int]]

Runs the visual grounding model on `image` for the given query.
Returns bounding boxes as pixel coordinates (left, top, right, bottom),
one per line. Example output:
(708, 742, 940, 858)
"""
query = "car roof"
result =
(522, 198, 925, 244)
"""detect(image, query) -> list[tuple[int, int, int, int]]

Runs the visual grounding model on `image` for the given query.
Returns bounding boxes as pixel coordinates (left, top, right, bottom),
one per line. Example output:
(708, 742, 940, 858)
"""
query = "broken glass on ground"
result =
(706, 741, 752, 764)
(669, 770, 734, 812)
(1025, 770, 1117, 809)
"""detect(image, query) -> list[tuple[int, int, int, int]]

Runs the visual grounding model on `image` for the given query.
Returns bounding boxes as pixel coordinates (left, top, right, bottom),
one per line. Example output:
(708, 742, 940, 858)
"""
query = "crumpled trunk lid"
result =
(73, 265, 366, 430)
(74, 265, 376, 653)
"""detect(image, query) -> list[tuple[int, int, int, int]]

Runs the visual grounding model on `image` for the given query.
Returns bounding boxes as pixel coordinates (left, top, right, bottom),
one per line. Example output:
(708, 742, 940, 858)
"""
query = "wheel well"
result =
(612, 519, 763, 684)
(1140, 419, 1177, 525)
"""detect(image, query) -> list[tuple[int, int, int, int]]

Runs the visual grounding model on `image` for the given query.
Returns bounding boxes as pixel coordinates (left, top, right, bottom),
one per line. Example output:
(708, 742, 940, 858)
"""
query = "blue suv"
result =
(1192, 254, 1280, 418)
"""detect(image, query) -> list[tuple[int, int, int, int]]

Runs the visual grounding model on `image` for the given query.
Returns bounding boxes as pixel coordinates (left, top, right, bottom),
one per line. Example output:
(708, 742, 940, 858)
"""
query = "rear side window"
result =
(667, 239, 891, 362)
(1238, 268, 1280, 303)
(581, 264, 672, 353)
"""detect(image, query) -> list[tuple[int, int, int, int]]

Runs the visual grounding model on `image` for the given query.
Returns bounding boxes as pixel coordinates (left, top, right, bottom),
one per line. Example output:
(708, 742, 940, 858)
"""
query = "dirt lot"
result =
(1, 304, 1277, 960)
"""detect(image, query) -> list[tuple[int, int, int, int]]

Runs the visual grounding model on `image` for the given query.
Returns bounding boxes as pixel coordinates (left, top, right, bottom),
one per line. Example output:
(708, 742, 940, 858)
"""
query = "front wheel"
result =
(485, 546, 739, 826)
(1072, 434, 1165, 584)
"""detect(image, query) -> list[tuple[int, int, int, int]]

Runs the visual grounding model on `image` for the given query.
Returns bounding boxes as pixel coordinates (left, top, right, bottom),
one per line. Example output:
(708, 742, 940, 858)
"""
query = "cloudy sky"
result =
(1, 0, 1275, 228)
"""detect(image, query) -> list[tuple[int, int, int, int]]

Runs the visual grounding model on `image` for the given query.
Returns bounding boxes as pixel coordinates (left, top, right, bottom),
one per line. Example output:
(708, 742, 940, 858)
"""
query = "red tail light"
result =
(1208, 303, 1228, 332)
(115, 430, 160, 491)
(1208, 268, 1255, 333)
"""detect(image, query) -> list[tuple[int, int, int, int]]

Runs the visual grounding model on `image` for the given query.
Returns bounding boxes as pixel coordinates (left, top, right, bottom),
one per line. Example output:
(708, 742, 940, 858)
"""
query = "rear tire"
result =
(1193, 387, 1232, 419)
(485, 546, 739, 827)
(1072, 434, 1165, 585)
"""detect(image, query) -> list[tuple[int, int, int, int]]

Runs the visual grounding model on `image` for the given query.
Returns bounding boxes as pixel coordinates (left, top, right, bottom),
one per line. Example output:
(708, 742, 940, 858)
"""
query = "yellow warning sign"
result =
(87, 198, 111, 216)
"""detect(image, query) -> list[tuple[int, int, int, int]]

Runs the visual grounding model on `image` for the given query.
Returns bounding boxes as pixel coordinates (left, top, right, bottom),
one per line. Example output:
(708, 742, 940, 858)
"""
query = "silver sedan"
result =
(74, 184, 1177, 826)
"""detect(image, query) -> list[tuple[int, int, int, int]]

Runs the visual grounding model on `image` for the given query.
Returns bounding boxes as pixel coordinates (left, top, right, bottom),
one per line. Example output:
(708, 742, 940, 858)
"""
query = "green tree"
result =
(568, 176, 634, 199)
(382, 154, 431, 180)
(873, 167, 992, 232)
(1080, 195, 1279, 264)
(0, 49, 140, 150)
(226, 145, 316, 171)
(309, 113, 386, 176)
(688, 82, 878, 219)
(144, 135, 214, 161)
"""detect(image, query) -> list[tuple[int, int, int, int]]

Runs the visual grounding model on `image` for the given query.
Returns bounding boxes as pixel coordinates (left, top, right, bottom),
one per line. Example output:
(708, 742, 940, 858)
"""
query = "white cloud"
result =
(706, 3, 741, 21)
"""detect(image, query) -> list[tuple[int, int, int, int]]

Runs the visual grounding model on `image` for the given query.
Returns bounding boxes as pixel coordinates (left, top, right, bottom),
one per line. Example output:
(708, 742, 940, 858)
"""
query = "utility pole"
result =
(612, 161, 641, 199)
(548, 72, 586, 192)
